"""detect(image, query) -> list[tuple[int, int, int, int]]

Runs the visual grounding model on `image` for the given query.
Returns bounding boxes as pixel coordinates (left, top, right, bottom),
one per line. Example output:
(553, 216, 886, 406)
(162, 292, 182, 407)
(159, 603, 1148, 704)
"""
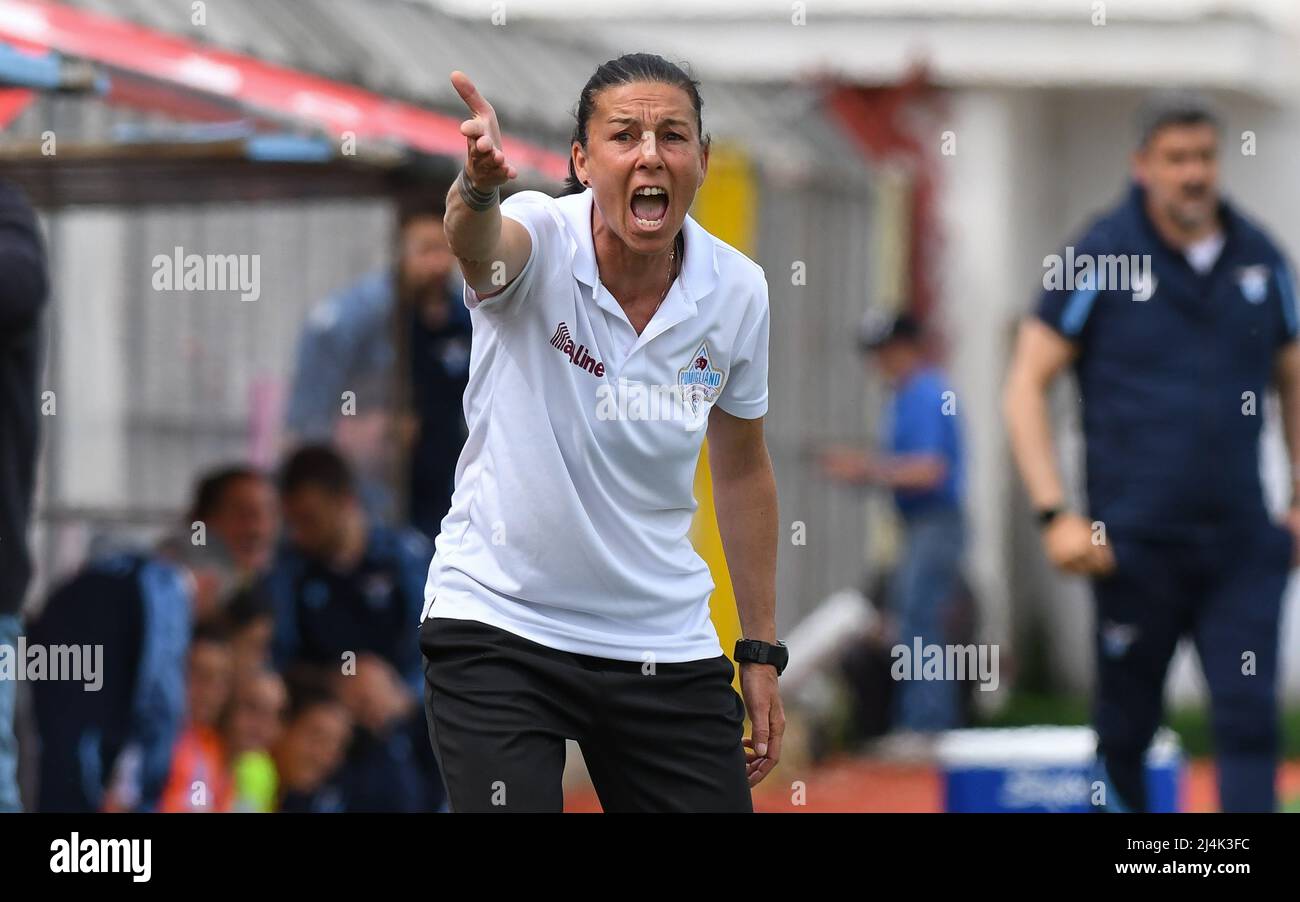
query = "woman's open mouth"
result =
(630, 185, 669, 229)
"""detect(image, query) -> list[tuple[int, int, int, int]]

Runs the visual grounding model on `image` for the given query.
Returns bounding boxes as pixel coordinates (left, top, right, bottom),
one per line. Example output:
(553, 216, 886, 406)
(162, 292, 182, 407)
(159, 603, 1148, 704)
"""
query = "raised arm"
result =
(444, 71, 532, 296)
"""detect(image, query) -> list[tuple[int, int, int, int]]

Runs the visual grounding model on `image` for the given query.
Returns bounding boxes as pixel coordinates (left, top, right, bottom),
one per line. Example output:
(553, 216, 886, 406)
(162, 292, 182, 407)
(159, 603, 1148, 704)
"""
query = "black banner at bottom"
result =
(1, 812, 1287, 889)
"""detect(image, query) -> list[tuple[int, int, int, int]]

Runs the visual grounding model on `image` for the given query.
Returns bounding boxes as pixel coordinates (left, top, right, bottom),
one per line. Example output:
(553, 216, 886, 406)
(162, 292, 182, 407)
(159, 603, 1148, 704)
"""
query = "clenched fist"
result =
(1042, 512, 1115, 576)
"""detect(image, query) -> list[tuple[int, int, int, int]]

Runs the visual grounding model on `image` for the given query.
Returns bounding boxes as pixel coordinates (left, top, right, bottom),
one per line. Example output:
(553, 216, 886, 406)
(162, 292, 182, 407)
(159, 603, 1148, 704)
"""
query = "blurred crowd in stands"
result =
(20, 192, 468, 812)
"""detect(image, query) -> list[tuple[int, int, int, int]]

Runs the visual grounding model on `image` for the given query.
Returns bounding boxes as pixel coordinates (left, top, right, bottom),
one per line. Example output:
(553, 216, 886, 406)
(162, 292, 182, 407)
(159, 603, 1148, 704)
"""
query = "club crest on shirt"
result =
(678, 341, 725, 424)
(1236, 265, 1270, 304)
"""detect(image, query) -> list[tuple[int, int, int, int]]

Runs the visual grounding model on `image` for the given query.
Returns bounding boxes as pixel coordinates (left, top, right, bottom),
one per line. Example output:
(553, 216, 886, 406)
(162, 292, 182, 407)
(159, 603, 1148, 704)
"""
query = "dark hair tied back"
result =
(561, 53, 708, 197)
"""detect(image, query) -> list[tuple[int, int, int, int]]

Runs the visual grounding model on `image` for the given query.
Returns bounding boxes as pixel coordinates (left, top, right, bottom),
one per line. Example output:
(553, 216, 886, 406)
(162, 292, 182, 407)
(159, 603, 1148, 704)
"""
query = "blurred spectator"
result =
(272, 675, 353, 813)
(223, 667, 287, 813)
(159, 624, 235, 812)
(186, 466, 279, 580)
(269, 445, 429, 680)
(820, 313, 967, 740)
(221, 584, 276, 675)
(267, 445, 444, 811)
(28, 541, 227, 812)
(285, 195, 471, 539)
(0, 178, 49, 812)
(27, 460, 262, 812)
(326, 653, 442, 812)
(1004, 92, 1296, 813)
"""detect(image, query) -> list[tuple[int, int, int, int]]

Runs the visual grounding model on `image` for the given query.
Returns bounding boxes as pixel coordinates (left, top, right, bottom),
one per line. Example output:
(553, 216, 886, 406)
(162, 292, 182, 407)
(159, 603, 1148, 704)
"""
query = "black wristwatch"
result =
(734, 638, 789, 676)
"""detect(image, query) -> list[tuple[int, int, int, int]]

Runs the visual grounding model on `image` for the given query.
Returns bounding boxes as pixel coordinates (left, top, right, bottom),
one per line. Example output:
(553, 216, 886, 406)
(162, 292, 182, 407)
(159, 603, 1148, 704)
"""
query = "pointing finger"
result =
(450, 70, 492, 119)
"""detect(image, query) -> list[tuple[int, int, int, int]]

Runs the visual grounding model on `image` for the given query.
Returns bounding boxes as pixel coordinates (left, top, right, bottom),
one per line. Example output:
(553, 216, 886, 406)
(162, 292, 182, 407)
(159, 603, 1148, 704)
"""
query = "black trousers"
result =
(419, 616, 753, 813)
(1091, 523, 1289, 813)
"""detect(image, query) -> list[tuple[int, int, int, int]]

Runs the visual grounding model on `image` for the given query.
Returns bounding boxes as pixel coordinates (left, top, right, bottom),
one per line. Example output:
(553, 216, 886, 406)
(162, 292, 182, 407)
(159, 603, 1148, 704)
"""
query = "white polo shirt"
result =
(422, 187, 770, 662)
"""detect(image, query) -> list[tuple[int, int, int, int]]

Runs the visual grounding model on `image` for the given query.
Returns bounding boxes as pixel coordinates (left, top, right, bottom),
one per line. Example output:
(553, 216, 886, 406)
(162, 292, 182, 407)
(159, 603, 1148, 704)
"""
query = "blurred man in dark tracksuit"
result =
(1005, 93, 1298, 812)
(267, 445, 444, 811)
(0, 180, 47, 812)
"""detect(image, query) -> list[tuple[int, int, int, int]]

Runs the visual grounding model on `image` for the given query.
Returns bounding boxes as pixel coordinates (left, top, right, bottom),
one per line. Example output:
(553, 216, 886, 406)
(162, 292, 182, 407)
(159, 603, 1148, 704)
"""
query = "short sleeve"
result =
(1272, 255, 1299, 347)
(892, 377, 950, 457)
(463, 190, 564, 317)
(716, 274, 770, 419)
(1035, 228, 1109, 342)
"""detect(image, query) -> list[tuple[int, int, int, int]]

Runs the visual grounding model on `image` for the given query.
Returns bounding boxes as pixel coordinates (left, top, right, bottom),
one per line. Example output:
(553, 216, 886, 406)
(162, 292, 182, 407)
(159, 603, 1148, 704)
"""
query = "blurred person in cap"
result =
(0, 178, 48, 812)
(267, 444, 444, 811)
(1004, 90, 1298, 812)
(820, 310, 967, 745)
(284, 195, 471, 541)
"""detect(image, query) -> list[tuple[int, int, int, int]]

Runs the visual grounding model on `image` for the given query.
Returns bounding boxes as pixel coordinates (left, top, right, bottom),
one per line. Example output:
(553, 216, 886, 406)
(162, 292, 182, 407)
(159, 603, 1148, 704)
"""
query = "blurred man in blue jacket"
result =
(285, 197, 471, 541)
(1004, 93, 1299, 812)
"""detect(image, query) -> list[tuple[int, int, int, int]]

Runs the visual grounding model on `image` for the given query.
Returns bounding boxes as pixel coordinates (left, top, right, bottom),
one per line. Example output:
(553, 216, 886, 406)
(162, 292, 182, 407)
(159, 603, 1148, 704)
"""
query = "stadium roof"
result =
(421, 0, 1299, 98)
(16, 0, 865, 181)
(430, 0, 1296, 25)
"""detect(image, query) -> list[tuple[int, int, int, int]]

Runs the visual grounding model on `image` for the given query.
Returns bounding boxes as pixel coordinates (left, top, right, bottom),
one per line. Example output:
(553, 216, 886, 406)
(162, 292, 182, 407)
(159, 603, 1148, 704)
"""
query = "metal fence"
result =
(30, 196, 393, 606)
(758, 170, 884, 634)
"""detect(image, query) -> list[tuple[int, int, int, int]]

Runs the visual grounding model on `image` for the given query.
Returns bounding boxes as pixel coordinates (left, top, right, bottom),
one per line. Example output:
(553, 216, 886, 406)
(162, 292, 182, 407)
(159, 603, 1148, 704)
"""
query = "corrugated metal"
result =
(759, 173, 879, 630)
(48, 0, 867, 182)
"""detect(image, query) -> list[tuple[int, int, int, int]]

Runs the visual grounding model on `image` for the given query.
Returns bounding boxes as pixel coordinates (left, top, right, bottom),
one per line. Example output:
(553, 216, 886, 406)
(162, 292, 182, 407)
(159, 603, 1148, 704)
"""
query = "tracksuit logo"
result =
(550, 322, 605, 378)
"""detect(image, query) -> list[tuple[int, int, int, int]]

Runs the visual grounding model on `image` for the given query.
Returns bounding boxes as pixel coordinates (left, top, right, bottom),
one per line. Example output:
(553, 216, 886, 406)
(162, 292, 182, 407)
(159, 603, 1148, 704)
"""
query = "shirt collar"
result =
(558, 187, 720, 307)
(1125, 180, 1239, 256)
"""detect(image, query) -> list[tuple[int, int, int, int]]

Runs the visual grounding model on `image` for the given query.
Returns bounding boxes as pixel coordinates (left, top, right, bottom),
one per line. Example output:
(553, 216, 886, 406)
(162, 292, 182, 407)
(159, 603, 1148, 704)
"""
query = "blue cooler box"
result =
(937, 726, 1182, 812)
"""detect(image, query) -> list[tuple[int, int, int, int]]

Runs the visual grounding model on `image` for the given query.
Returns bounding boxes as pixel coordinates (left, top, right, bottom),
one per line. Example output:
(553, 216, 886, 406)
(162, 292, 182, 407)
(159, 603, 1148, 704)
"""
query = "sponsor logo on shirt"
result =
(550, 322, 605, 378)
